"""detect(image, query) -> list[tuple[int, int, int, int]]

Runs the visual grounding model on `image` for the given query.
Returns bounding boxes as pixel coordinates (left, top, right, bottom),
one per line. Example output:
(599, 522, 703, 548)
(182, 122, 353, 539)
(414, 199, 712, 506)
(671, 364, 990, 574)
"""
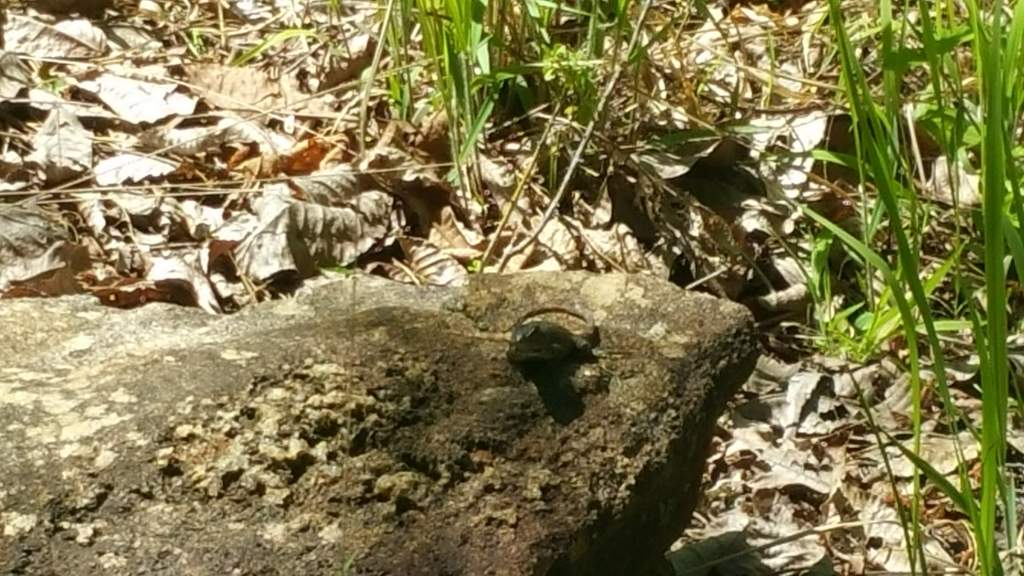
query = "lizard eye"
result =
(512, 323, 540, 343)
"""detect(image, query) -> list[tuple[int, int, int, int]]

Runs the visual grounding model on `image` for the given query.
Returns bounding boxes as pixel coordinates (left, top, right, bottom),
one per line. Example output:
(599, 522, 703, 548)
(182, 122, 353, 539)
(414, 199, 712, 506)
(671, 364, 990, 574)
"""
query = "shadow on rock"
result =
(515, 361, 589, 425)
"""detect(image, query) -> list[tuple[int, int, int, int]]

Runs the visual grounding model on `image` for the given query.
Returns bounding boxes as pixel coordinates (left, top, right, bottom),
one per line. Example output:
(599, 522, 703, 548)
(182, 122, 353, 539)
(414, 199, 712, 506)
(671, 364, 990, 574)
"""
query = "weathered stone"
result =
(0, 272, 757, 575)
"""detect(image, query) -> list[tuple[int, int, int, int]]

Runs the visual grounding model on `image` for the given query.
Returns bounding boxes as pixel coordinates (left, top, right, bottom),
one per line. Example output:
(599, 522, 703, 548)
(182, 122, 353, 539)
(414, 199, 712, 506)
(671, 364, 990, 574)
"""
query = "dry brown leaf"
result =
(28, 106, 92, 183)
(0, 50, 31, 100)
(77, 72, 197, 124)
(397, 237, 469, 287)
(94, 153, 177, 186)
(235, 187, 393, 283)
(146, 254, 222, 314)
(291, 165, 362, 207)
(0, 204, 88, 295)
(183, 63, 330, 115)
(183, 63, 287, 111)
(280, 138, 330, 174)
(427, 205, 484, 261)
(929, 155, 981, 207)
(319, 33, 375, 90)
(359, 143, 459, 236)
(4, 14, 107, 58)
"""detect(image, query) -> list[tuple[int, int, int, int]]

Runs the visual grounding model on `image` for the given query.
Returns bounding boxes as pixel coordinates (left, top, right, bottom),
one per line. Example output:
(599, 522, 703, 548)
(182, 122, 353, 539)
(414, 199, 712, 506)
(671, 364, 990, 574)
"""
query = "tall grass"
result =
(813, 1, 1024, 573)
(382, 1, 633, 201)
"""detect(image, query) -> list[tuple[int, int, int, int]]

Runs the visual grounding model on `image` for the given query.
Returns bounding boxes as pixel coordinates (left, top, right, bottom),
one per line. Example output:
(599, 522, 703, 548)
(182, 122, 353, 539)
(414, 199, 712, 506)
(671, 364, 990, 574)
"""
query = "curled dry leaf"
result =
(0, 204, 88, 296)
(94, 153, 177, 186)
(291, 165, 361, 207)
(137, 114, 295, 165)
(183, 63, 332, 116)
(28, 107, 92, 183)
(3, 14, 107, 58)
(749, 110, 830, 200)
(378, 237, 469, 287)
(427, 206, 484, 262)
(319, 33, 375, 90)
(146, 254, 222, 314)
(0, 50, 31, 100)
(77, 73, 197, 124)
(929, 155, 981, 207)
(25, 87, 117, 119)
(235, 188, 393, 284)
(359, 143, 458, 235)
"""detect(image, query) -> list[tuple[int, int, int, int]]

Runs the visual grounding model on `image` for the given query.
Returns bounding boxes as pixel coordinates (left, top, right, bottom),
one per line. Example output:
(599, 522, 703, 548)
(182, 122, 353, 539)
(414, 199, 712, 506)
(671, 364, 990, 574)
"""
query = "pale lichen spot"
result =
(64, 334, 95, 353)
(260, 522, 288, 543)
(271, 299, 312, 316)
(59, 411, 131, 443)
(0, 388, 39, 406)
(26, 423, 61, 444)
(94, 448, 118, 469)
(60, 442, 92, 459)
(74, 310, 103, 321)
(125, 431, 148, 447)
(642, 322, 669, 340)
(99, 552, 128, 569)
(3, 369, 58, 383)
(581, 274, 629, 308)
(221, 348, 259, 362)
(2, 512, 38, 537)
(40, 396, 80, 416)
(318, 522, 344, 543)
(109, 388, 136, 403)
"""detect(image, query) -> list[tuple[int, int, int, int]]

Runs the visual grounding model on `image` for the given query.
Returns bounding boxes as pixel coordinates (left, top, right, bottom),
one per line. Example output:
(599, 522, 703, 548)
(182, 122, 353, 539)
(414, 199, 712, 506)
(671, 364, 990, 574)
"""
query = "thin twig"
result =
(357, 0, 395, 153)
(479, 104, 561, 269)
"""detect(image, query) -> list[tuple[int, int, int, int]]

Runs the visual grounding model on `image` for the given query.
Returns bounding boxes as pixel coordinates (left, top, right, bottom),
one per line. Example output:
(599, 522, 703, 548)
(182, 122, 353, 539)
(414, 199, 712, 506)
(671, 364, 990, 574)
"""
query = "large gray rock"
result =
(0, 272, 757, 576)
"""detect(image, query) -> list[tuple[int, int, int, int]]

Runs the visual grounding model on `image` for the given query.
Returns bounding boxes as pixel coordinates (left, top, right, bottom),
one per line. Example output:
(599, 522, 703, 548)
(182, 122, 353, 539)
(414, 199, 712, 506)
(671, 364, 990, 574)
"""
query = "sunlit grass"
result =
(815, 0, 1024, 573)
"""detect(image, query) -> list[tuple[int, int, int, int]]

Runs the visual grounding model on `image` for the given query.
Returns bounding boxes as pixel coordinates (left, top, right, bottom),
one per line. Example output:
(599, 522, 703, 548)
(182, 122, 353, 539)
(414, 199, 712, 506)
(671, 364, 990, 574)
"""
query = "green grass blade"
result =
(232, 29, 318, 66)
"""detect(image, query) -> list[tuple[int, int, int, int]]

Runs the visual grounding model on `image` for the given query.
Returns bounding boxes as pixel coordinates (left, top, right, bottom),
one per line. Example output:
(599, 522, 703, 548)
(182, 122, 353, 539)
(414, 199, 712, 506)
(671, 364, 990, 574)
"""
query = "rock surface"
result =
(0, 272, 758, 576)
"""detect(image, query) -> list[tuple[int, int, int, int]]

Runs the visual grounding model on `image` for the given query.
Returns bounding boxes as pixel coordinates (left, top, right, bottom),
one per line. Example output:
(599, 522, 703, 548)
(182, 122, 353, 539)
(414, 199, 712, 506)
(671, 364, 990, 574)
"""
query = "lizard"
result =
(505, 306, 600, 365)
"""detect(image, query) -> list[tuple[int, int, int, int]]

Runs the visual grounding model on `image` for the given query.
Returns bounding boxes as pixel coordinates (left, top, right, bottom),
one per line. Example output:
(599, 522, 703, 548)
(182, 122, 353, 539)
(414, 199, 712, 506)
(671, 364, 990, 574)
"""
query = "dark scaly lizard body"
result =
(506, 307, 599, 364)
